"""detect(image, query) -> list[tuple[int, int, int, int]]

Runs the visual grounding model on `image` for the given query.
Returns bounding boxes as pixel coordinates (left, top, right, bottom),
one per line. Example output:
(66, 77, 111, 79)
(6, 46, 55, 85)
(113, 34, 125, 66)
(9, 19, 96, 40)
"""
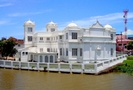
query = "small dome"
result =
(67, 22, 78, 27)
(47, 21, 56, 26)
(104, 24, 112, 29)
(24, 20, 35, 25)
(48, 21, 55, 24)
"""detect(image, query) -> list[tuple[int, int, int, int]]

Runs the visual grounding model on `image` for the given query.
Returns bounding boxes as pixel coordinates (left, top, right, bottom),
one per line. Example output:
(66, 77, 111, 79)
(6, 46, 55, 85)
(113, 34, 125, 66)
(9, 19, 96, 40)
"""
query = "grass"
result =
(114, 56, 133, 75)
(123, 60, 133, 65)
(127, 56, 133, 60)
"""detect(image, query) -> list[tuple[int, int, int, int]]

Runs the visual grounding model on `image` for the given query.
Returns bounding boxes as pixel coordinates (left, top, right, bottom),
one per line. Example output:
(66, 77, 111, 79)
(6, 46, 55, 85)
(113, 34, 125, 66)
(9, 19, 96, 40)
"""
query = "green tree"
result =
(127, 41, 133, 50)
(0, 37, 18, 59)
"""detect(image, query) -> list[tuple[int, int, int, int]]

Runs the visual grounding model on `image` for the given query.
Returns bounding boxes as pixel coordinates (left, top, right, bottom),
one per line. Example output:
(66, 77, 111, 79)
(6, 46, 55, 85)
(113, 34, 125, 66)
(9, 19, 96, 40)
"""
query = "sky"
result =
(0, 0, 133, 39)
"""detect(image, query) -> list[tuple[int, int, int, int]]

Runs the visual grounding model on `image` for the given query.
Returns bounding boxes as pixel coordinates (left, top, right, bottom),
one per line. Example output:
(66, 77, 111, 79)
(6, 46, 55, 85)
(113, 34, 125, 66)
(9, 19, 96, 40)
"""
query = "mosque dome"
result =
(104, 24, 112, 29)
(67, 22, 78, 27)
(47, 21, 56, 26)
(48, 21, 55, 24)
(24, 19, 35, 26)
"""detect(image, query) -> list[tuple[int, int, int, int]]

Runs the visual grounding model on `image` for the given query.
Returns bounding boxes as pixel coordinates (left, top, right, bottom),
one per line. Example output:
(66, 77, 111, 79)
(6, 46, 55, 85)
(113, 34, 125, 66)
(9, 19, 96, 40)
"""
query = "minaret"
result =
(46, 21, 57, 32)
(24, 19, 35, 48)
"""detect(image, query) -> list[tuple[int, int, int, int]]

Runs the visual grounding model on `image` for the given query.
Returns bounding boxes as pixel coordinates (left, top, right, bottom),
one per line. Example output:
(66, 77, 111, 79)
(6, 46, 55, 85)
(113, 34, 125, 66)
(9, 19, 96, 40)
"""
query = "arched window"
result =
(45, 56, 48, 62)
(40, 55, 43, 62)
(26, 52, 28, 55)
(50, 56, 53, 63)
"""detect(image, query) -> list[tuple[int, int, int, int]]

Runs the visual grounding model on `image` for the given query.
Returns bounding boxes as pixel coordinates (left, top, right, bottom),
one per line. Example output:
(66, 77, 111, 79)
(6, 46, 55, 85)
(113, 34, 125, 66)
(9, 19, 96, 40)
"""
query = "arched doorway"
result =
(50, 55, 53, 63)
(40, 55, 43, 62)
(45, 56, 48, 63)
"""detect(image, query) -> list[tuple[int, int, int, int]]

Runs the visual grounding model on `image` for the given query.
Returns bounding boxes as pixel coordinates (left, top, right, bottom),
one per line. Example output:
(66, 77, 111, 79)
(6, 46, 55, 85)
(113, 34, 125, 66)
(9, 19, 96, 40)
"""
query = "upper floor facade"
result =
(24, 20, 116, 50)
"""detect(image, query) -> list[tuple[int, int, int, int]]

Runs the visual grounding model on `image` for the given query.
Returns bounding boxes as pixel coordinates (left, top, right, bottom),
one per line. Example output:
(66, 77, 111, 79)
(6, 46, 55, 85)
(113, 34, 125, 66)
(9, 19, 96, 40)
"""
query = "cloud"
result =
(0, 20, 8, 25)
(58, 12, 133, 29)
(0, 3, 12, 7)
(8, 10, 52, 17)
(122, 29, 133, 35)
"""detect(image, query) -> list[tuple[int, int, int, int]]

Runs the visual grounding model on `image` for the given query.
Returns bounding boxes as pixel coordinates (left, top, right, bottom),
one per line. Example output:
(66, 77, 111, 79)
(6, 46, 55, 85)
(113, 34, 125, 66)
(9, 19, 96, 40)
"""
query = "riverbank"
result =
(113, 56, 133, 75)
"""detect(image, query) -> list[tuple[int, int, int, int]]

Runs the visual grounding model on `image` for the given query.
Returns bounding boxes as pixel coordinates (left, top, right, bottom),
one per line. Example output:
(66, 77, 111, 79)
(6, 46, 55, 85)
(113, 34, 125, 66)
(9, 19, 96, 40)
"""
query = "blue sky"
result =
(0, 0, 133, 39)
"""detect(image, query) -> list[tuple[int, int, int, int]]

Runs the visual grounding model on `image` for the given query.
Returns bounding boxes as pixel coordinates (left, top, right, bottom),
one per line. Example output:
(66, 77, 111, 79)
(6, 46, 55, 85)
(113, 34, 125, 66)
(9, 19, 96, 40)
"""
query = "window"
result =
(47, 48, 50, 52)
(66, 33, 68, 39)
(50, 56, 53, 63)
(40, 37, 43, 40)
(111, 34, 113, 40)
(28, 36, 32, 41)
(119, 44, 122, 46)
(60, 36, 62, 39)
(22, 52, 24, 55)
(47, 37, 50, 40)
(40, 55, 43, 62)
(60, 48, 62, 56)
(72, 33, 77, 39)
(51, 28, 55, 32)
(28, 27, 32, 32)
(72, 48, 77, 56)
(111, 48, 113, 56)
(26, 52, 28, 55)
(45, 56, 48, 62)
(40, 48, 43, 52)
(80, 48, 82, 56)
(66, 48, 68, 56)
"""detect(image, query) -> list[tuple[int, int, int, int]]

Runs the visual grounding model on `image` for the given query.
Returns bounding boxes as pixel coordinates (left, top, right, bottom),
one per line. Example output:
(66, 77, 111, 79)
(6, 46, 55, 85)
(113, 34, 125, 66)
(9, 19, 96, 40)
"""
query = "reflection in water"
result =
(0, 69, 133, 90)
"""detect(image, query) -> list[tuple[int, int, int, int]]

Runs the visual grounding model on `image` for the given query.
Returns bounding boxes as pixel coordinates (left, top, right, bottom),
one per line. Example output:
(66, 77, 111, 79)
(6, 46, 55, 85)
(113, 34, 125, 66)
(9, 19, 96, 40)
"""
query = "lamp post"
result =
(121, 32, 123, 55)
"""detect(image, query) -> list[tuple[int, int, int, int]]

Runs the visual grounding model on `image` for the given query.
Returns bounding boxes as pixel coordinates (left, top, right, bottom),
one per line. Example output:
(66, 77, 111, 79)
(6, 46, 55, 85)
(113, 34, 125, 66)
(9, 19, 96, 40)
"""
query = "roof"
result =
(67, 22, 78, 27)
(46, 21, 57, 26)
(90, 20, 103, 28)
(104, 24, 112, 28)
(24, 19, 35, 26)
(16, 39, 24, 44)
(116, 34, 127, 40)
(8, 37, 24, 44)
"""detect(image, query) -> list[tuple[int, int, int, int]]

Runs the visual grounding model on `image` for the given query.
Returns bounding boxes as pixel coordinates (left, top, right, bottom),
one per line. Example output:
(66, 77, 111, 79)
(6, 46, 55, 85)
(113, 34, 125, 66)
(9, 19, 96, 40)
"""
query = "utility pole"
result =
(121, 32, 123, 55)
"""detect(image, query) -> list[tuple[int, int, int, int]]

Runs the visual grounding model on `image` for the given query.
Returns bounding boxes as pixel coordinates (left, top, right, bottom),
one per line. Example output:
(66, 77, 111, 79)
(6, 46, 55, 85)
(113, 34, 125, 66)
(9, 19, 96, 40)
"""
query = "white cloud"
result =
(0, 20, 8, 25)
(0, 3, 12, 7)
(8, 10, 52, 17)
(122, 29, 133, 35)
(58, 12, 133, 29)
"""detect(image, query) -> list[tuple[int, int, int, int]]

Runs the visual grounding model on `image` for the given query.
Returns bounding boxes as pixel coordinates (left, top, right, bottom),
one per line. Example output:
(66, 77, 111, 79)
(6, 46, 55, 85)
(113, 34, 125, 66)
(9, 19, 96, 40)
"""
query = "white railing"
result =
(0, 54, 127, 74)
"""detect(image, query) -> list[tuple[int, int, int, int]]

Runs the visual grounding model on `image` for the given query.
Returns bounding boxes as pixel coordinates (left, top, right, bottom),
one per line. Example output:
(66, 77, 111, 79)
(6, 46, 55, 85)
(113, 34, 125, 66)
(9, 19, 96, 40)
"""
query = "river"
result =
(0, 69, 133, 90)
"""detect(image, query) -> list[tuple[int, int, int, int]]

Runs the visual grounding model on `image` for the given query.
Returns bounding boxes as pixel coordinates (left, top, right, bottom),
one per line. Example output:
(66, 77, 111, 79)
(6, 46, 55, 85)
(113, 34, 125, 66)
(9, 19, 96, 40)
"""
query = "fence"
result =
(0, 54, 127, 74)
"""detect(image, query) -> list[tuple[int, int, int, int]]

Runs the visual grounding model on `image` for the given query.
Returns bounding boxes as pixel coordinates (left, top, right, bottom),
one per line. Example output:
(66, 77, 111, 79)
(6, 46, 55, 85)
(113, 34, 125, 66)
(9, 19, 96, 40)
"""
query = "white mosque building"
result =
(16, 19, 116, 63)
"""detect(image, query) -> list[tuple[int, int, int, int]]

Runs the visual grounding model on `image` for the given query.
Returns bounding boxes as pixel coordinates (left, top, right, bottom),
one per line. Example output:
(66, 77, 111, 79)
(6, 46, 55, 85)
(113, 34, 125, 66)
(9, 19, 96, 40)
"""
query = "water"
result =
(0, 69, 133, 90)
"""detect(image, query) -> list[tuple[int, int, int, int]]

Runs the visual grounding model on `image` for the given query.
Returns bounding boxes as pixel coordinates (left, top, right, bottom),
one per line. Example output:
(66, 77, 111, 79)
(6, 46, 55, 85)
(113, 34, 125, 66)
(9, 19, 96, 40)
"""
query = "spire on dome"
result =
(96, 18, 99, 23)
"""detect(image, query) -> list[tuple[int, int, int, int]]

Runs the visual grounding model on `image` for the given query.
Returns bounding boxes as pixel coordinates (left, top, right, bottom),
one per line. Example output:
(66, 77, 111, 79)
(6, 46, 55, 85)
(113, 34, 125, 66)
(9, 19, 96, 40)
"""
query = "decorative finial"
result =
(96, 18, 98, 22)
